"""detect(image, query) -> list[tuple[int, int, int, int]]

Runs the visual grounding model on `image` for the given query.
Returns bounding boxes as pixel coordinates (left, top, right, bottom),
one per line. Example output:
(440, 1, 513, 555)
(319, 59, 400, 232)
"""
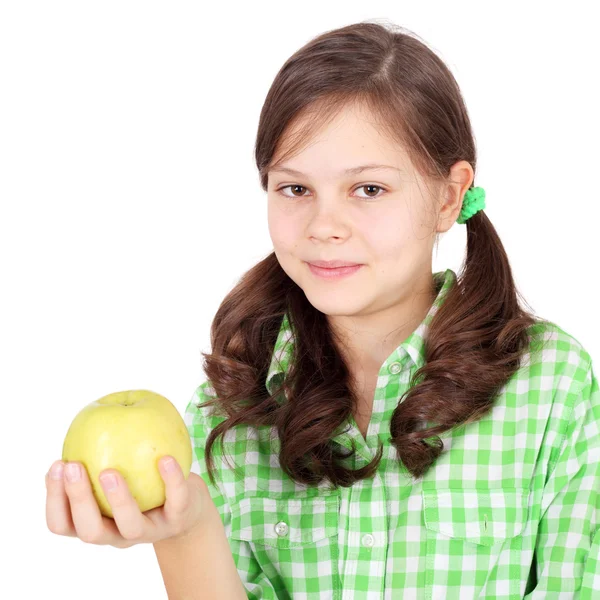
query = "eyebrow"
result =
(268, 163, 404, 177)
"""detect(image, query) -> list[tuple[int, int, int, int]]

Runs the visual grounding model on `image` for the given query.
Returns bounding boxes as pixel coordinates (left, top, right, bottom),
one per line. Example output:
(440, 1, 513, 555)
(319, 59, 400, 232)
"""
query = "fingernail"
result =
(162, 458, 176, 473)
(49, 462, 64, 480)
(100, 473, 118, 491)
(65, 463, 81, 482)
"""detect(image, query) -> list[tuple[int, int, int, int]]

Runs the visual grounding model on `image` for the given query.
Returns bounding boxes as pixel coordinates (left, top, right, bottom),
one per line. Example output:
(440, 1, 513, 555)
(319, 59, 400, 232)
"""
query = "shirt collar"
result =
(265, 268, 457, 397)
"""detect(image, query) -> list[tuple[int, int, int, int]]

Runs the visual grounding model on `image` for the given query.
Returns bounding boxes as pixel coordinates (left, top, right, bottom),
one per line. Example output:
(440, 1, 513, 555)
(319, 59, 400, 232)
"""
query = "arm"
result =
(182, 384, 282, 600)
(153, 481, 248, 600)
(525, 356, 600, 598)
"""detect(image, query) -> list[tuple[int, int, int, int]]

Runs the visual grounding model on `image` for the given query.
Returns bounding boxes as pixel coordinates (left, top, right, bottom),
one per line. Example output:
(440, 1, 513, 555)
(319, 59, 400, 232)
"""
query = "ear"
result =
(436, 161, 474, 233)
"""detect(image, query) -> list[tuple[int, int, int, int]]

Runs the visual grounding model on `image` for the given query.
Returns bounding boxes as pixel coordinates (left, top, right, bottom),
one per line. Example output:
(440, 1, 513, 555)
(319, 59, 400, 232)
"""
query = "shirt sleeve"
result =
(184, 385, 281, 600)
(525, 357, 600, 598)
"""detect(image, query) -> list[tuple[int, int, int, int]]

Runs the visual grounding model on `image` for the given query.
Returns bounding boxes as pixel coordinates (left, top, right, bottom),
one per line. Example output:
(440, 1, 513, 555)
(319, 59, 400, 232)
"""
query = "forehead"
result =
(269, 103, 412, 176)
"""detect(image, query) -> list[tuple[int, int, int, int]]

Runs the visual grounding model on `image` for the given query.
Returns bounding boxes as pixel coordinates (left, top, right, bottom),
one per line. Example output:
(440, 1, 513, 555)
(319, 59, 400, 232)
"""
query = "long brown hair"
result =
(198, 20, 548, 487)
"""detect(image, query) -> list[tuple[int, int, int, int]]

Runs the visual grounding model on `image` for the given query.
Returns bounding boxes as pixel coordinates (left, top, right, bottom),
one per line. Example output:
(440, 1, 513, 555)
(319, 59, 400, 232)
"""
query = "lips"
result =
(307, 262, 363, 279)
(307, 260, 361, 268)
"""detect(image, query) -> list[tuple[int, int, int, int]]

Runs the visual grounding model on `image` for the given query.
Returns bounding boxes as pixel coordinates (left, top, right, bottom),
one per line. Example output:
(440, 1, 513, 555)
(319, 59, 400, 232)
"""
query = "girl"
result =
(46, 20, 599, 599)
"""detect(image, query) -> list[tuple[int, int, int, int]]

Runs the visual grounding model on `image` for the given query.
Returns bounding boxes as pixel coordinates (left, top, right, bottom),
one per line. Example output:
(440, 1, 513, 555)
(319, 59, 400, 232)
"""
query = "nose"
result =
(306, 198, 351, 242)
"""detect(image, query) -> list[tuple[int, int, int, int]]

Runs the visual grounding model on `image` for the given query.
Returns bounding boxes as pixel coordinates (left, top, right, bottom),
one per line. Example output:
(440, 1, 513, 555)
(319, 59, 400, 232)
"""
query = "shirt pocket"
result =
(230, 492, 340, 549)
(229, 493, 342, 597)
(422, 487, 529, 546)
(422, 487, 530, 599)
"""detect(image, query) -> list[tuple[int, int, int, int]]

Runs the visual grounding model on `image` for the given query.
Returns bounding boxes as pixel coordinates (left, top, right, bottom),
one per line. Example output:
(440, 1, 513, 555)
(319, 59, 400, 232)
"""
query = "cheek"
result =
(268, 211, 298, 250)
(364, 221, 412, 261)
(267, 209, 282, 244)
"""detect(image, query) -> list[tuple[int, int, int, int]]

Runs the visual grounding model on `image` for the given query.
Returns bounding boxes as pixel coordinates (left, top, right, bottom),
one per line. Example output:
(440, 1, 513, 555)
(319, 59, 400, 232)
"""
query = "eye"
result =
(277, 184, 310, 198)
(354, 184, 386, 199)
(276, 184, 387, 200)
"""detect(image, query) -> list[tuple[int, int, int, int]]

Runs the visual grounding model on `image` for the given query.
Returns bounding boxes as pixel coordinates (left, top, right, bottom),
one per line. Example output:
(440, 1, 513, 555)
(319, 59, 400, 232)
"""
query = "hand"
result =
(45, 457, 207, 549)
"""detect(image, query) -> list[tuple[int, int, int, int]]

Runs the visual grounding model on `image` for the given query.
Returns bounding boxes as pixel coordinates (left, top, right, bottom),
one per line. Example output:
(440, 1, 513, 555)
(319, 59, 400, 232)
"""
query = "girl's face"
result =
(267, 102, 447, 320)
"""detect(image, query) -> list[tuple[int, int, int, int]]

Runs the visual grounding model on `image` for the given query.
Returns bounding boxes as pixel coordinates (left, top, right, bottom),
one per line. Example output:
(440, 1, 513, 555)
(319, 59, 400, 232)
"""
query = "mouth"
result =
(306, 260, 363, 269)
(305, 262, 364, 279)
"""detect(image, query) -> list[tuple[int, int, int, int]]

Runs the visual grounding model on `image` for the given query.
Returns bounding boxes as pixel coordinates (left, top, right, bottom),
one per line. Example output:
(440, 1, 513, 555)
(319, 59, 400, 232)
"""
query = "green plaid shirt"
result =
(185, 268, 600, 599)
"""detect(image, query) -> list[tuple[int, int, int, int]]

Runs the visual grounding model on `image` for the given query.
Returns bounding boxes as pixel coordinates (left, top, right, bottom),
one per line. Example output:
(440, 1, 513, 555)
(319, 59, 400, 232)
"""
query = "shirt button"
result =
(388, 362, 402, 374)
(274, 521, 289, 537)
(362, 533, 375, 547)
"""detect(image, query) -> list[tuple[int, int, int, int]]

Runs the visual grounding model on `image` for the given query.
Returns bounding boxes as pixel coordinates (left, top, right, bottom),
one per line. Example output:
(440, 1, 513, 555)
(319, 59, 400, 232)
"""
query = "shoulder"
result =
(184, 378, 277, 464)
(515, 320, 597, 446)
(184, 381, 233, 463)
(481, 318, 595, 439)
(185, 380, 232, 430)
(523, 318, 593, 387)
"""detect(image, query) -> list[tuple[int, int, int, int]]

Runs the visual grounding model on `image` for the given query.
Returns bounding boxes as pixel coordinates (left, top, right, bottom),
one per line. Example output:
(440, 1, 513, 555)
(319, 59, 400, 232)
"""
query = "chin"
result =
(304, 288, 367, 314)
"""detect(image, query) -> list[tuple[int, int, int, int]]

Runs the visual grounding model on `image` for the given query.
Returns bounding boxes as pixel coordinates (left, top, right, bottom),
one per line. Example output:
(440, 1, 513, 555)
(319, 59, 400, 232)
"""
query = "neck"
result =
(330, 272, 438, 378)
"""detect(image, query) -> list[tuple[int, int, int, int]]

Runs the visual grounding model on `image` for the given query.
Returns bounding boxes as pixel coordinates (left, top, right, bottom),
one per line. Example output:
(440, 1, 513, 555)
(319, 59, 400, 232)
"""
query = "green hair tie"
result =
(457, 186, 486, 224)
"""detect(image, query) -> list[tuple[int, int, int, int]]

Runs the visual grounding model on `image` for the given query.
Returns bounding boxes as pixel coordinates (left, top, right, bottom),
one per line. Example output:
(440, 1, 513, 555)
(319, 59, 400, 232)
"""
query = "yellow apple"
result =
(62, 389, 192, 519)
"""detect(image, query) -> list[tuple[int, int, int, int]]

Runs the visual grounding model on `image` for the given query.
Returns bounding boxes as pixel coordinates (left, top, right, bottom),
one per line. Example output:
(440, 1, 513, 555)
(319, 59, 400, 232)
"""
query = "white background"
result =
(1, 1, 598, 598)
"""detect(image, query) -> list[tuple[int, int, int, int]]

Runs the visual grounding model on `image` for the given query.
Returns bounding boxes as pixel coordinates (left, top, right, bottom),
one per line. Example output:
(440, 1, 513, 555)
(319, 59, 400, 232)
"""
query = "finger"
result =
(63, 461, 121, 544)
(46, 461, 76, 537)
(99, 468, 155, 541)
(159, 456, 193, 523)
